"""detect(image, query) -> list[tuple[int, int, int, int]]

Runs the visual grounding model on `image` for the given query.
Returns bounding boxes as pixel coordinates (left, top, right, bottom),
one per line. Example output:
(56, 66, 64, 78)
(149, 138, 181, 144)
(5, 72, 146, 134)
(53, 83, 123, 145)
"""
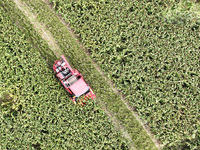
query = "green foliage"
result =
(47, 0, 200, 149)
(0, 1, 129, 149)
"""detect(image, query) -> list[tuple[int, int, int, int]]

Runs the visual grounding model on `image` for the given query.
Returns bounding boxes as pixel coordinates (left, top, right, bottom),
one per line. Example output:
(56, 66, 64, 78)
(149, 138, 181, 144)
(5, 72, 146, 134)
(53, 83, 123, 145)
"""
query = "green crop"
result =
(0, 1, 129, 149)
(48, 0, 200, 149)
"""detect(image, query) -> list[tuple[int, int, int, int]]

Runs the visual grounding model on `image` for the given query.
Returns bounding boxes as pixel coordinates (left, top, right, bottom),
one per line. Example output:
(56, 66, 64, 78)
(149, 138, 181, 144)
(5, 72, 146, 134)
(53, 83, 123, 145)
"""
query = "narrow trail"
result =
(13, 0, 61, 57)
(13, 0, 161, 149)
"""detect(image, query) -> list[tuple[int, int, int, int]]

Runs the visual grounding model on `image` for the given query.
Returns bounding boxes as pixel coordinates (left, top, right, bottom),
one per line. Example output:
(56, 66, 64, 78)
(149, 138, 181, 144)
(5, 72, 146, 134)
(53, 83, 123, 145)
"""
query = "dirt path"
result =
(13, 0, 61, 57)
(13, 0, 161, 149)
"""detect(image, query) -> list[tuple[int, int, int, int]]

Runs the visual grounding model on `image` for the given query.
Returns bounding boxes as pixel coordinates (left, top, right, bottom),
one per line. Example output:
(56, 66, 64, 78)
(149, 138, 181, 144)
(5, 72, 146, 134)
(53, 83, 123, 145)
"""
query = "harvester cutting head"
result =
(77, 88, 96, 106)
(53, 55, 96, 106)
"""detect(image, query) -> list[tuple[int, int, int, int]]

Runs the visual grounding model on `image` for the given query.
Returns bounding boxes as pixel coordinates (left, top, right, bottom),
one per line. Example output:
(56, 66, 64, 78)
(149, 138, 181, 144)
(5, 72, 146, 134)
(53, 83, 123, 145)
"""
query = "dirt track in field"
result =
(13, 0, 161, 149)
(13, 0, 61, 57)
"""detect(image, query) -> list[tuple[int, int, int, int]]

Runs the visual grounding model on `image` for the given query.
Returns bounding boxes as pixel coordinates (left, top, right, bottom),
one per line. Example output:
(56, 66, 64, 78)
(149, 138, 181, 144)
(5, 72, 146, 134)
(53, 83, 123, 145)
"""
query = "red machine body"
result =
(53, 55, 96, 105)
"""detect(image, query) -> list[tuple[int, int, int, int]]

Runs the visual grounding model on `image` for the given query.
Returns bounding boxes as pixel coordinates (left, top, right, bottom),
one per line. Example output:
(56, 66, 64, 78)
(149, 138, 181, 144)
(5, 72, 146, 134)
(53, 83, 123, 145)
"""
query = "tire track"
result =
(14, 0, 61, 57)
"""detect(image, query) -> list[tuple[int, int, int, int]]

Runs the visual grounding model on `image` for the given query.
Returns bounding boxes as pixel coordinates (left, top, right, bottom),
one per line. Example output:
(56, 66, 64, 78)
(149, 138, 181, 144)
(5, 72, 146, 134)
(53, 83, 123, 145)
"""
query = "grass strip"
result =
(20, 0, 158, 149)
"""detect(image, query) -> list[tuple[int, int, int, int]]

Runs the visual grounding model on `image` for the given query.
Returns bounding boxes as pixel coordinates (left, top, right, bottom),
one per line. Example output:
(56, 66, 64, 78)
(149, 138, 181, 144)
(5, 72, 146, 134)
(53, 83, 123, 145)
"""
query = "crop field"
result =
(1, 0, 199, 149)
(13, 0, 159, 149)
(0, 1, 130, 149)
(47, 0, 200, 149)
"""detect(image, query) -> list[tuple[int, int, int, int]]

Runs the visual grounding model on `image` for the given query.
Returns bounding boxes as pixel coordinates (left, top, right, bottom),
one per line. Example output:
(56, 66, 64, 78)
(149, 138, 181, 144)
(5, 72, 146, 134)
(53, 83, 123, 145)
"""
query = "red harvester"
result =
(53, 55, 96, 105)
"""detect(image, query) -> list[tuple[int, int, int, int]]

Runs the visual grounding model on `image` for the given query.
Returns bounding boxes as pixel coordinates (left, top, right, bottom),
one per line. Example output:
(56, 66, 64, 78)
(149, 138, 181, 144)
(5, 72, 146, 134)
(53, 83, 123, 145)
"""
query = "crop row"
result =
(48, 0, 200, 149)
(0, 1, 129, 149)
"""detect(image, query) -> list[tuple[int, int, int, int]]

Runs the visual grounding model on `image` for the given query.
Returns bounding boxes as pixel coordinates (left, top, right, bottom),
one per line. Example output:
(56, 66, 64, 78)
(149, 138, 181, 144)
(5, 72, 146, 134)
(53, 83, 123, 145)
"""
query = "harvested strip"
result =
(14, 0, 61, 57)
